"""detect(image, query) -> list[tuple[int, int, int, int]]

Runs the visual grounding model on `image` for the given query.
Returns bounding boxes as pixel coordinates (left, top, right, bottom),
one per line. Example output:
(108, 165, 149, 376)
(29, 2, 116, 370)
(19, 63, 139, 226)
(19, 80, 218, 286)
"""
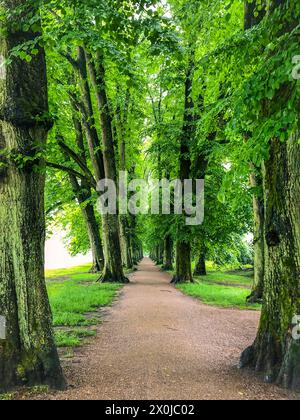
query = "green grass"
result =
(46, 264, 122, 349)
(195, 271, 254, 288)
(46, 263, 93, 279)
(55, 329, 97, 348)
(178, 281, 260, 310)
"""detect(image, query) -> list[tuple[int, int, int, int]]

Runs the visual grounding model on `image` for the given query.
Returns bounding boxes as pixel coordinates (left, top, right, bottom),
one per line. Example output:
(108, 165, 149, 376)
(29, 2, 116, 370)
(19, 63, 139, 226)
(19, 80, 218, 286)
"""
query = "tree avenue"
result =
(0, 0, 299, 394)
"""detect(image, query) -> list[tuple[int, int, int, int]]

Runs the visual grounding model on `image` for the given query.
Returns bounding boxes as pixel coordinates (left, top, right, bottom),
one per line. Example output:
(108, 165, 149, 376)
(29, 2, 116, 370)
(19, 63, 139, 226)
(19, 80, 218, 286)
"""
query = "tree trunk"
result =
(119, 214, 133, 269)
(172, 49, 195, 284)
(63, 116, 104, 274)
(172, 242, 193, 284)
(162, 235, 173, 271)
(240, 133, 300, 390)
(0, 1, 65, 391)
(116, 95, 133, 270)
(85, 205, 104, 273)
(75, 47, 105, 182)
(247, 170, 265, 303)
(194, 251, 207, 276)
(85, 50, 128, 283)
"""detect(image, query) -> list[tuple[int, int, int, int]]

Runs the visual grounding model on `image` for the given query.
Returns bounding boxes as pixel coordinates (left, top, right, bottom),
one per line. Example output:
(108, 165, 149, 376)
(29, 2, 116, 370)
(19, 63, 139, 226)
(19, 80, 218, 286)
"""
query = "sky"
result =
(45, 231, 92, 269)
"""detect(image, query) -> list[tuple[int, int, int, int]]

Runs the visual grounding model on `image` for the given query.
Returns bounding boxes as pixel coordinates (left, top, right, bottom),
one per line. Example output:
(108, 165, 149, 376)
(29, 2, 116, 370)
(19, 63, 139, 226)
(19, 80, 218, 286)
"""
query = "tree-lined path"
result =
(40, 259, 297, 400)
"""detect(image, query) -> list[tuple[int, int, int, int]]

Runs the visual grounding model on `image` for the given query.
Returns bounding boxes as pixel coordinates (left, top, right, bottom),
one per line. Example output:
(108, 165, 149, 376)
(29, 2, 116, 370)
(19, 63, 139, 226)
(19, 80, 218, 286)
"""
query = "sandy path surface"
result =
(42, 258, 298, 400)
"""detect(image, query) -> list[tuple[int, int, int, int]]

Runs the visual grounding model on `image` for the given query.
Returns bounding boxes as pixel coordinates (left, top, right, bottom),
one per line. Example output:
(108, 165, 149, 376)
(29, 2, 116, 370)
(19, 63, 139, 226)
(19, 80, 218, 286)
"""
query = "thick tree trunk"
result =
(85, 50, 127, 283)
(172, 242, 193, 284)
(0, 2, 65, 391)
(162, 235, 173, 271)
(240, 134, 300, 390)
(247, 171, 265, 303)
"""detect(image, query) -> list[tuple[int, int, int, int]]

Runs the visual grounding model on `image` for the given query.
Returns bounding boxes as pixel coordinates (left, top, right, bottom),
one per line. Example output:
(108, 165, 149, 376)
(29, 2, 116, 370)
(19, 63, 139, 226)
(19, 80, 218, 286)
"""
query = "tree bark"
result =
(68, 175, 104, 273)
(116, 93, 133, 270)
(85, 50, 128, 283)
(62, 116, 104, 273)
(84, 204, 104, 273)
(0, 1, 65, 391)
(240, 133, 300, 390)
(240, 1, 300, 390)
(119, 214, 133, 269)
(162, 235, 173, 271)
(73, 47, 105, 182)
(172, 242, 193, 284)
(194, 251, 207, 276)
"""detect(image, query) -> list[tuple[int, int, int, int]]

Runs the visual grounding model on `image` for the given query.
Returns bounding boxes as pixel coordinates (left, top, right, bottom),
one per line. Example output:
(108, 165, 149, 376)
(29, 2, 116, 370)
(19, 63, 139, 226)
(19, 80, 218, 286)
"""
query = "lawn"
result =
(46, 265, 122, 348)
(177, 266, 260, 311)
(178, 278, 260, 311)
(195, 271, 254, 288)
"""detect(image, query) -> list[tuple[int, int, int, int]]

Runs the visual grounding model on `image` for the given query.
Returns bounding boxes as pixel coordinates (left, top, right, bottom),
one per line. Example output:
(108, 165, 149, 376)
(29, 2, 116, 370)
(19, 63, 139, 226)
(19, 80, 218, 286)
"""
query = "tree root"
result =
(277, 339, 300, 390)
(98, 272, 129, 284)
(171, 276, 194, 285)
(246, 288, 263, 304)
(162, 264, 173, 271)
(240, 331, 284, 385)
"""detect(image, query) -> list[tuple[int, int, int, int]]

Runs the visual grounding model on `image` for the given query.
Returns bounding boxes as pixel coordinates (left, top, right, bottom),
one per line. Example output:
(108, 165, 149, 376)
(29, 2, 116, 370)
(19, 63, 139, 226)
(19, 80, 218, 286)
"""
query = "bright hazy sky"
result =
(45, 231, 92, 269)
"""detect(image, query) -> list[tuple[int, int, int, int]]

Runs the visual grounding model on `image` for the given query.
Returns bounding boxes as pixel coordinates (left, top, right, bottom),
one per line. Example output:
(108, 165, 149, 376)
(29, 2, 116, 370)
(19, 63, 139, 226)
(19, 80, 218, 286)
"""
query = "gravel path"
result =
(42, 258, 298, 400)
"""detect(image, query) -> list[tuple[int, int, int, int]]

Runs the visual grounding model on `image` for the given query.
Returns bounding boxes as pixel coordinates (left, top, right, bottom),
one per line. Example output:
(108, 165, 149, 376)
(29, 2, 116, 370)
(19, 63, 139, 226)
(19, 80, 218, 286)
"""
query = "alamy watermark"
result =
(0, 316, 6, 340)
(292, 315, 300, 341)
(0, 55, 6, 81)
(292, 56, 300, 80)
(96, 172, 205, 226)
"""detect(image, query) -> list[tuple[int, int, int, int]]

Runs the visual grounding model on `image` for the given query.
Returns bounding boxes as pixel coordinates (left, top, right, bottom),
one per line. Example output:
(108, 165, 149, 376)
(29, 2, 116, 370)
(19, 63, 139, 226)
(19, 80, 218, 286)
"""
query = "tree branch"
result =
(46, 162, 95, 188)
(56, 138, 96, 188)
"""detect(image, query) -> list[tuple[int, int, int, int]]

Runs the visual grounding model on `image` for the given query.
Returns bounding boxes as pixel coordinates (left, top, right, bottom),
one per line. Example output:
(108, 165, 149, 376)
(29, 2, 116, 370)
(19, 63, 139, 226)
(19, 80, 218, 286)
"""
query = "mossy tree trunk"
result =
(240, 1, 300, 390)
(0, 1, 65, 391)
(240, 134, 300, 389)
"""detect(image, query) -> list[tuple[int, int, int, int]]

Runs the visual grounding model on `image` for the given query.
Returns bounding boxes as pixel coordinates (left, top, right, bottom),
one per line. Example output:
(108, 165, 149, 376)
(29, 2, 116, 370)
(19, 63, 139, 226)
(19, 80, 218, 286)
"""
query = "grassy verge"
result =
(178, 281, 260, 310)
(195, 271, 253, 288)
(174, 265, 260, 311)
(46, 264, 123, 349)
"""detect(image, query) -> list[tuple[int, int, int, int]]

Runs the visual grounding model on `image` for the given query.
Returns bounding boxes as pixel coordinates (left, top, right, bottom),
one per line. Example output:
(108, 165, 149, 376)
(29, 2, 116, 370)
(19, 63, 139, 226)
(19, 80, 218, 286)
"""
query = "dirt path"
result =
(43, 258, 298, 400)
